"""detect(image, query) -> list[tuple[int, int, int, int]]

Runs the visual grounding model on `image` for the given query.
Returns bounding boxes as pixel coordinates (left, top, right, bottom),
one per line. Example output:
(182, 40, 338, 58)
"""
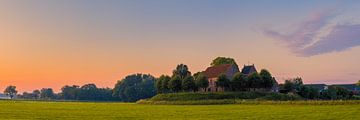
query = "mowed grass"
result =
(0, 100, 359, 120)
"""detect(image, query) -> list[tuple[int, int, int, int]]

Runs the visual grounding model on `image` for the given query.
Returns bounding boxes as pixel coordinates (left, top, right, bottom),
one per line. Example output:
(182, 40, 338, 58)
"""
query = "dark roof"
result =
(332, 84, 360, 91)
(203, 64, 233, 78)
(304, 84, 327, 90)
(241, 65, 257, 75)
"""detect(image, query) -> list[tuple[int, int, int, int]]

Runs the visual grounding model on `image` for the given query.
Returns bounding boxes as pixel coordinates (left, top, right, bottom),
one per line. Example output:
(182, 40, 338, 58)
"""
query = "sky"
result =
(1, 0, 360, 92)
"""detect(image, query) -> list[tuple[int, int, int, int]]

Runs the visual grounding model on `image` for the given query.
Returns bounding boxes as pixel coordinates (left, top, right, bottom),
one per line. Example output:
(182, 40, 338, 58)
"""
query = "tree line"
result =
(280, 78, 358, 100)
(156, 64, 277, 93)
(5, 74, 156, 102)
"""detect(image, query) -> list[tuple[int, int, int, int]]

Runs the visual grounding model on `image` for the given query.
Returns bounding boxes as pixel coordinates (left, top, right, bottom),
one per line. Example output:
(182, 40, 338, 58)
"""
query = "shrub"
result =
(150, 92, 267, 101)
(256, 93, 303, 101)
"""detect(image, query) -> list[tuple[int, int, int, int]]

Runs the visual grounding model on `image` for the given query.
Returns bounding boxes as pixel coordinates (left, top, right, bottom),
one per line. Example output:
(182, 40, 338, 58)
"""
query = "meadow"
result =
(0, 100, 359, 120)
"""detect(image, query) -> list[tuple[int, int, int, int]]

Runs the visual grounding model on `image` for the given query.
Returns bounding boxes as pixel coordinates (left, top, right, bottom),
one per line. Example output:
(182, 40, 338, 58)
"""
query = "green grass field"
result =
(0, 100, 359, 120)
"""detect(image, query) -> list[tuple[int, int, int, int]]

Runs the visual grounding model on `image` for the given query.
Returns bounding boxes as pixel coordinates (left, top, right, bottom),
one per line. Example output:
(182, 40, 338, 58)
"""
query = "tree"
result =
(216, 74, 230, 91)
(156, 75, 171, 93)
(113, 74, 157, 102)
(61, 85, 80, 100)
(283, 77, 303, 93)
(298, 86, 319, 99)
(195, 73, 209, 92)
(168, 75, 182, 92)
(320, 86, 353, 100)
(182, 75, 196, 92)
(32, 90, 41, 99)
(231, 72, 247, 91)
(247, 73, 262, 91)
(357, 80, 360, 86)
(63, 85, 80, 99)
(40, 88, 54, 99)
(172, 64, 191, 79)
(161, 75, 171, 93)
(4, 85, 17, 99)
(210, 57, 238, 67)
(259, 69, 275, 89)
(193, 72, 202, 79)
(78, 84, 98, 100)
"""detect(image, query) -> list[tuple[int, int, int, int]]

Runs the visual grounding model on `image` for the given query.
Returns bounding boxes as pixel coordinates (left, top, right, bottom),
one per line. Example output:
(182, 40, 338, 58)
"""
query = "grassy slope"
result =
(0, 100, 359, 120)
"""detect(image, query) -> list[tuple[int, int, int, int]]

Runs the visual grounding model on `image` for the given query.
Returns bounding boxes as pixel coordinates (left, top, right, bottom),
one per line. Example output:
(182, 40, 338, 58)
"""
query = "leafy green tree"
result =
(40, 88, 54, 99)
(78, 84, 98, 100)
(216, 74, 231, 91)
(320, 86, 337, 100)
(259, 69, 275, 89)
(320, 86, 353, 100)
(182, 75, 196, 92)
(210, 57, 238, 67)
(156, 76, 164, 93)
(95, 88, 113, 101)
(32, 90, 41, 99)
(298, 86, 319, 99)
(113, 74, 157, 102)
(156, 75, 171, 93)
(193, 72, 202, 79)
(4, 85, 18, 99)
(231, 72, 247, 91)
(195, 73, 209, 92)
(172, 64, 191, 79)
(283, 77, 303, 93)
(161, 76, 171, 93)
(168, 75, 182, 92)
(247, 73, 262, 91)
(357, 80, 360, 86)
(61, 85, 80, 100)
(334, 86, 353, 99)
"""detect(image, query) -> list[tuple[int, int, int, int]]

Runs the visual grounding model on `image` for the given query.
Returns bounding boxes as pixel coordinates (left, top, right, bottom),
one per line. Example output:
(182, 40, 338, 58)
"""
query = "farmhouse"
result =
(202, 64, 259, 92)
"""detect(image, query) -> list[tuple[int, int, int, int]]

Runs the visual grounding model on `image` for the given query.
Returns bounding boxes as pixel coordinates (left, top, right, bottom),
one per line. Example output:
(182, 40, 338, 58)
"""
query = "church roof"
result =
(241, 64, 257, 75)
(203, 64, 234, 78)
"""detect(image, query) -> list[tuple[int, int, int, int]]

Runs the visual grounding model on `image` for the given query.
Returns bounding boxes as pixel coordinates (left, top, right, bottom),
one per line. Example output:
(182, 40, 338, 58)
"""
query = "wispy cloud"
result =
(264, 10, 360, 57)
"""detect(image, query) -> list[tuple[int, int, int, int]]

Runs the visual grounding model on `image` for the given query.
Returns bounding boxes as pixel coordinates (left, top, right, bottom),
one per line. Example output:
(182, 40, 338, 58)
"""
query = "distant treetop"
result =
(210, 57, 238, 67)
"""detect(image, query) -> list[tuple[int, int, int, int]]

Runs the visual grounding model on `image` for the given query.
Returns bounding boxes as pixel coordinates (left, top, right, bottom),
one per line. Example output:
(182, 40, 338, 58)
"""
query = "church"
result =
(202, 64, 257, 92)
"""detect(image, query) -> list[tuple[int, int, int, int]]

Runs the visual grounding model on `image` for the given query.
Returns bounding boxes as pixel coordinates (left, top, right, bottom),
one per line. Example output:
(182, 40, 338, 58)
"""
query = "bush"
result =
(150, 92, 267, 101)
(256, 93, 303, 101)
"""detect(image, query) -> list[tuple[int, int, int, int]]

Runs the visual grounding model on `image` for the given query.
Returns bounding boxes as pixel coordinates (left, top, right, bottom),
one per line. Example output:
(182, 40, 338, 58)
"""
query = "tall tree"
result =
(4, 85, 18, 99)
(182, 75, 196, 92)
(172, 64, 191, 79)
(216, 74, 230, 91)
(210, 57, 238, 67)
(357, 80, 360, 86)
(193, 72, 202, 79)
(61, 85, 80, 100)
(40, 88, 54, 99)
(168, 75, 182, 92)
(32, 90, 41, 99)
(113, 74, 156, 102)
(247, 73, 262, 91)
(161, 75, 171, 93)
(156, 75, 171, 93)
(298, 86, 319, 99)
(195, 73, 209, 92)
(231, 72, 247, 91)
(259, 69, 275, 89)
(79, 84, 98, 100)
(283, 77, 303, 93)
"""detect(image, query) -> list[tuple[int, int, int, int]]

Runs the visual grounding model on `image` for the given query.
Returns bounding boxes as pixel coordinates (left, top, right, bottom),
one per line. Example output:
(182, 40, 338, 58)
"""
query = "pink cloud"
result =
(264, 10, 360, 57)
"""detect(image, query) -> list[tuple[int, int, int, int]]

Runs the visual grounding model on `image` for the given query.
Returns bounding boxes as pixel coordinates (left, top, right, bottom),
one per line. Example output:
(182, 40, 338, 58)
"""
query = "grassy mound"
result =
(139, 92, 307, 105)
(149, 92, 267, 101)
